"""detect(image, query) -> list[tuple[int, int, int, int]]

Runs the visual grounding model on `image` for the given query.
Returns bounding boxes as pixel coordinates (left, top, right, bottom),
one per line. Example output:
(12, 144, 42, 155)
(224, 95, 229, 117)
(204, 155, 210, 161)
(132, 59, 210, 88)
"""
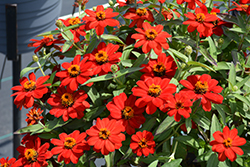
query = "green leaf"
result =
(167, 48, 188, 62)
(185, 117, 192, 134)
(213, 104, 226, 125)
(229, 27, 247, 33)
(216, 13, 238, 25)
(44, 118, 70, 132)
(175, 136, 200, 149)
(186, 61, 216, 72)
(207, 36, 218, 61)
(207, 153, 219, 167)
(62, 30, 74, 41)
(233, 94, 250, 107)
(84, 86, 102, 106)
(149, 160, 159, 167)
(193, 112, 211, 130)
(228, 62, 236, 90)
(101, 34, 124, 44)
(196, 150, 213, 162)
(236, 75, 250, 89)
(62, 41, 73, 53)
(84, 106, 105, 121)
(20, 66, 39, 78)
(86, 35, 100, 54)
(210, 114, 222, 141)
(38, 133, 58, 139)
(121, 44, 134, 61)
(155, 116, 176, 135)
(162, 159, 182, 167)
(15, 124, 43, 134)
(214, 62, 230, 70)
(199, 45, 217, 66)
(141, 117, 157, 132)
(115, 67, 143, 78)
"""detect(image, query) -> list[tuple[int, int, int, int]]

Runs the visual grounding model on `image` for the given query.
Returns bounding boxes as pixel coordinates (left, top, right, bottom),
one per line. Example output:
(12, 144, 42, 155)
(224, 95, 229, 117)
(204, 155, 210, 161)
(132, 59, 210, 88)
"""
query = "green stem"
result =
(61, 31, 85, 53)
(37, 61, 46, 76)
(51, 56, 59, 65)
(197, 125, 209, 142)
(79, 4, 82, 18)
(168, 141, 178, 162)
(195, 34, 200, 61)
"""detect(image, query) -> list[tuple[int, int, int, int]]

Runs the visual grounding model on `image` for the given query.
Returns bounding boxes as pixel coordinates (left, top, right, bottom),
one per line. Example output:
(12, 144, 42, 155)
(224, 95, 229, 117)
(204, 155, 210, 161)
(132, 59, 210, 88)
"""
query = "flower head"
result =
(130, 130, 155, 156)
(51, 130, 90, 164)
(210, 126, 246, 162)
(177, 0, 202, 10)
(25, 107, 43, 126)
(0, 157, 16, 167)
(229, 2, 250, 15)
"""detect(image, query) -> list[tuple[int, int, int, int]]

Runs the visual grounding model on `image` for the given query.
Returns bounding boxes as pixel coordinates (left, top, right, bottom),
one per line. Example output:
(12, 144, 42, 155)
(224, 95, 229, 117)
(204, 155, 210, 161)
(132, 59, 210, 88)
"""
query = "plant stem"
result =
(195, 33, 200, 61)
(37, 61, 46, 76)
(61, 31, 85, 53)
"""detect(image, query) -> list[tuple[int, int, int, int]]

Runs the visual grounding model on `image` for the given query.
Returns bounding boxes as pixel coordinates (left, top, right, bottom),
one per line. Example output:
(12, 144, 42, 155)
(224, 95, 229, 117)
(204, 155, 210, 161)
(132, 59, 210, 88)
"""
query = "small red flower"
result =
(123, 7, 154, 28)
(15, 137, 52, 167)
(177, 0, 201, 10)
(51, 130, 90, 164)
(131, 22, 172, 55)
(47, 86, 90, 121)
(84, 5, 119, 35)
(180, 74, 223, 111)
(162, 8, 181, 20)
(210, 126, 246, 162)
(11, 72, 51, 110)
(25, 107, 44, 126)
(132, 77, 176, 115)
(130, 130, 155, 156)
(86, 118, 126, 155)
(183, 5, 218, 37)
(84, 42, 122, 76)
(56, 55, 94, 91)
(229, 2, 250, 15)
(116, 0, 143, 7)
(140, 52, 177, 80)
(107, 93, 146, 135)
(0, 157, 16, 167)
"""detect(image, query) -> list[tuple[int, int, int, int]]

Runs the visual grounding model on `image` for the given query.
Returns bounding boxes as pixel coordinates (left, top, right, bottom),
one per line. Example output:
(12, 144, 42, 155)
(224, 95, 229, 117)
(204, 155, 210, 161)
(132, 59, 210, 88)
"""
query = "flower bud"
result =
(109, 0, 114, 6)
(184, 45, 193, 56)
(181, 62, 186, 69)
(55, 19, 63, 28)
(32, 55, 39, 62)
(111, 64, 119, 73)
(233, 85, 238, 91)
(217, 38, 224, 45)
(92, 6, 97, 11)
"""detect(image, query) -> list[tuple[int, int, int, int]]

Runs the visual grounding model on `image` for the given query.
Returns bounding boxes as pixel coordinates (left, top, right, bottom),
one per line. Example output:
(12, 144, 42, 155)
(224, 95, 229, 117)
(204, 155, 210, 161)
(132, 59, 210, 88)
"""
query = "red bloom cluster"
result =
(0, 157, 16, 167)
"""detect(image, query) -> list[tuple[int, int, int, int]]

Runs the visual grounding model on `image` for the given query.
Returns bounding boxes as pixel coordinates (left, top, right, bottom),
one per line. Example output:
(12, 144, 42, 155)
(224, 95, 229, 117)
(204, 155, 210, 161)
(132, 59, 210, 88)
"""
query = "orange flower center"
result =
(196, 13, 206, 23)
(68, 64, 80, 77)
(61, 93, 74, 107)
(96, 11, 106, 21)
(99, 128, 110, 140)
(43, 34, 54, 40)
(64, 137, 76, 149)
(136, 8, 147, 16)
(24, 149, 38, 163)
(202, 0, 206, 3)
(153, 62, 166, 77)
(175, 101, 184, 109)
(223, 137, 232, 148)
(138, 138, 148, 148)
(241, 4, 249, 10)
(145, 29, 158, 40)
(194, 81, 208, 95)
(122, 106, 134, 120)
(68, 17, 81, 25)
(0, 163, 9, 167)
(148, 84, 162, 97)
(23, 80, 36, 91)
(95, 50, 108, 64)
(210, 12, 217, 16)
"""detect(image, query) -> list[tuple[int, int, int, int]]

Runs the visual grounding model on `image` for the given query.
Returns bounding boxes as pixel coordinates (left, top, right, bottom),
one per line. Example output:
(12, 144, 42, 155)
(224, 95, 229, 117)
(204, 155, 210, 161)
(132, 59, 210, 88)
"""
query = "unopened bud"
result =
(32, 55, 39, 62)
(111, 64, 119, 73)
(233, 85, 238, 91)
(55, 19, 63, 28)
(92, 6, 97, 11)
(181, 63, 186, 69)
(217, 38, 224, 45)
(184, 45, 193, 56)
(109, 0, 114, 6)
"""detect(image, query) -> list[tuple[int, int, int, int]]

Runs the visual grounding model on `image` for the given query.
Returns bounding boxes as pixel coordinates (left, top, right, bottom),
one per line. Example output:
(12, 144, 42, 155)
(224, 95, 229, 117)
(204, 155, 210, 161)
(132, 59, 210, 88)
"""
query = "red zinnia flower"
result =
(180, 74, 223, 111)
(132, 77, 176, 115)
(229, 2, 250, 15)
(86, 118, 125, 155)
(56, 55, 94, 91)
(28, 35, 64, 53)
(131, 22, 172, 55)
(60, 17, 86, 43)
(183, 5, 218, 37)
(11, 72, 51, 110)
(51, 130, 90, 164)
(140, 52, 177, 80)
(47, 86, 90, 121)
(162, 8, 181, 20)
(123, 7, 154, 28)
(25, 107, 44, 126)
(84, 42, 122, 76)
(177, 0, 201, 10)
(15, 137, 52, 167)
(116, 0, 143, 7)
(106, 93, 146, 135)
(130, 130, 155, 156)
(84, 5, 119, 35)
(210, 126, 246, 162)
(0, 157, 16, 167)
(158, 0, 166, 3)
(160, 92, 193, 122)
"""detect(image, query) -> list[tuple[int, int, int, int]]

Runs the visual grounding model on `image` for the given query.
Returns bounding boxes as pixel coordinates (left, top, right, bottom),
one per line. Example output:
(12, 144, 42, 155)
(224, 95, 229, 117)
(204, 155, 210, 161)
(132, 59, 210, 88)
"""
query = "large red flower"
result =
(106, 93, 146, 135)
(132, 77, 176, 115)
(15, 137, 52, 167)
(86, 118, 125, 155)
(84, 42, 122, 76)
(84, 5, 119, 35)
(51, 130, 90, 164)
(11, 72, 51, 110)
(183, 5, 218, 37)
(130, 130, 155, 156)
(56, 55, 94, 91)
(160, 92, 193, 122)
(0, 157, 16, 167)
(123, 7, 154, 28)
(131, 22, 172, 55)
(47, 86, 90, 121)
(140, 52, 177, 80)
(210, 126, 246, 162)
(180, 74, 223, 111)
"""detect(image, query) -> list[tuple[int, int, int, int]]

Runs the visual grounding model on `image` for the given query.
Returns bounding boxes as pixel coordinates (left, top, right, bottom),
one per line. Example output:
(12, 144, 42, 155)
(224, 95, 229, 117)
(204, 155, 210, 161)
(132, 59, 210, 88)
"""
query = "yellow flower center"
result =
(148, 84, 162, 97)
(138, 138, 148, 148)
(136, 8, 147, 16)
(194, 81, 208, 95)
(175, 101, 184, 109)
(68, 64, 80, 77)
(61, 93, 74, 107)
(99, 128, 110, 140)
(96, 11, 106, 21)
(153, 62, 166, 77)
(145, 29, 158, 40)
(43, 34, 54, 40)
(122, 106, 134, 120)
(210, 12, 217, 16)
(68, 17, 81, 25)
(64, 137, 76, 149)
(196, 13, 206, 23)
(95, 50, 108, 64)
(23, 80, 36, 91)
(202, 0, 206, 3)
(223, 137, 232, 148)
(0, 163, 9, 167)
(241, 4, 249, 10)
(24, 149, 38, 163)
